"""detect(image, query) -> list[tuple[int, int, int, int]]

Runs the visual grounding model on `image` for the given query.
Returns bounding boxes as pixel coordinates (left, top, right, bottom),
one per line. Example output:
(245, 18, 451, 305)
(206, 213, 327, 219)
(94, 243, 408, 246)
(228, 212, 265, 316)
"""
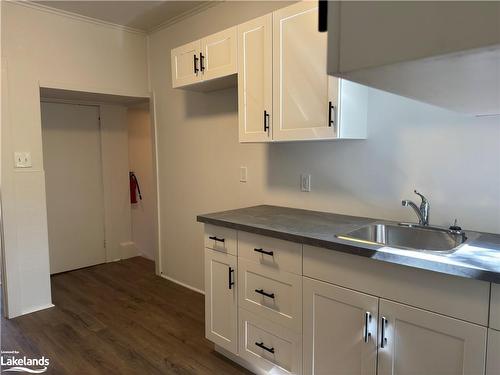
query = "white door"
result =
(303, 277, 378, 375)
(273, 1, 338, 141)
(204, 248, 238, 354)
(238, 14, 273, 142)
(378, 299, 487, 375)
(171, 40, 202, 88)
(41, 102, 106, 274)
(486, 329, 500, 375)
(201, 27, 237, 81)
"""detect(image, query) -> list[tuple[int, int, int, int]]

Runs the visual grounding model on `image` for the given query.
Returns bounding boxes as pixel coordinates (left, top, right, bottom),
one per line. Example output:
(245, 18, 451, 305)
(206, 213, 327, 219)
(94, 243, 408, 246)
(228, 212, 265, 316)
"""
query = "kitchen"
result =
(1, 1, 499, 374)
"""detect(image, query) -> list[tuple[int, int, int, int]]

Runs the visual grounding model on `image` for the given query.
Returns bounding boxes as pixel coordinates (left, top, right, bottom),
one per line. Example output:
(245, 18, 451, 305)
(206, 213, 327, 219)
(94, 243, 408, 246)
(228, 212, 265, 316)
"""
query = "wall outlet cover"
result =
(240, 166, 248, 183)
(301, 174, 311, 192)
(14, 152, 32, 168)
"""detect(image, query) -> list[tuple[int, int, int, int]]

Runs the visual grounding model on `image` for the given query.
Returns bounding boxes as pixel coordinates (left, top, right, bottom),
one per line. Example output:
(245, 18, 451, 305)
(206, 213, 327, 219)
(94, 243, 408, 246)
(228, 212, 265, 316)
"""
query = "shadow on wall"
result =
(184, 87, 238, 118)
(265, 87, 500, 232)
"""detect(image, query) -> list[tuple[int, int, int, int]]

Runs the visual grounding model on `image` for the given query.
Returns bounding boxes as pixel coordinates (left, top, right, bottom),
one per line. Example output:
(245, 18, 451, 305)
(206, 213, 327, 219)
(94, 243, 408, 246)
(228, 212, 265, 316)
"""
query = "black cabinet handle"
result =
(209, 236, 225, 243)
(254, 248, 274, 256)
(255, 288, 275, 299)
(380, 317, 388, 348)
(255, 341, 275, 354)
(364, 312, 372, 343)
(328, 101, 335, 127)
(228, 267, 234, 289)
(200, 52, 205, 72)
(264, 110, 270, 132)
(193, 54, 199, 74)
(318, 0, 328, 32)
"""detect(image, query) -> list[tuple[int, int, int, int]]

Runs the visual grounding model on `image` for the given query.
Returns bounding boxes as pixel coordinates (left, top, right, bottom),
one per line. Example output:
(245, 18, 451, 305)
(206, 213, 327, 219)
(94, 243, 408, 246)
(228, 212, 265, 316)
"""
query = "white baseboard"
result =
(20, 303, 55, 317)
(120, 241, 139, 259)
(159, 274, 204, 295)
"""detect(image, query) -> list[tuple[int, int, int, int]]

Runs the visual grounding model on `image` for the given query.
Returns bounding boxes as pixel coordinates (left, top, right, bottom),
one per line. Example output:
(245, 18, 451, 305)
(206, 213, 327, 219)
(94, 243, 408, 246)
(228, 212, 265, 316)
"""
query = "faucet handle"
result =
(414, 190, 428, 205)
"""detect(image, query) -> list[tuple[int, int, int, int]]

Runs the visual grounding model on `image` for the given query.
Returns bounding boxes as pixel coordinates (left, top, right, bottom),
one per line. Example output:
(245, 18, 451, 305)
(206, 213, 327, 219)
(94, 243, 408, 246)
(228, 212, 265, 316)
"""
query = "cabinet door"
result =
(303, 277, 378, 375)
(201, 27, 237, 81)
(238, 14, 273, 142)
(378, 299, 487, 375)
(204, 248, 238, 354)
(273, 2, 337, 141)
(486, 329, 500, 375)
(171, 40, 202, 88)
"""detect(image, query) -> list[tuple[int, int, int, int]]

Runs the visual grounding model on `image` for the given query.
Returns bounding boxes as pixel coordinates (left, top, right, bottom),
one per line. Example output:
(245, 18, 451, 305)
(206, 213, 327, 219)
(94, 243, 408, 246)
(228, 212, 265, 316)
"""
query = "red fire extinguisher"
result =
(129, 171, 142, 204)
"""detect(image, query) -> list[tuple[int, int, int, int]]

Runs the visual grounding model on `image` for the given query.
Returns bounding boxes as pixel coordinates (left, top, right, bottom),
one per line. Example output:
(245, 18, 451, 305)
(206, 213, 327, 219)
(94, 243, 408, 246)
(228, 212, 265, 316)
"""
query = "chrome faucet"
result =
(402, 190, 430, 226)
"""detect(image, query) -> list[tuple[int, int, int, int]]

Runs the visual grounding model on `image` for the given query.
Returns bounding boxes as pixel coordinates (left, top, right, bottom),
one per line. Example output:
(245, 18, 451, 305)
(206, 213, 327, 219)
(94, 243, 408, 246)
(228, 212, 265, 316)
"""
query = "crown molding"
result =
(9, 1, 146, 35)
(9, 1, 225, 36)
(148, 1, 223, 34)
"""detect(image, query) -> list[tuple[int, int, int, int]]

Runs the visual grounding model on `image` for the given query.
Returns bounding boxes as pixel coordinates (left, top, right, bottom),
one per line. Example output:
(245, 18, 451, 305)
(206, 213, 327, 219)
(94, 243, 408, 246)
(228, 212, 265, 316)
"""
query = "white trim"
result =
(11, 1, 146, 35)
(160, 274, 205, 295)
(149, 1, 222, 34)
(20, 303, 55, 317)
(151, 92, 162, 277)
(10, 1, 223, 36)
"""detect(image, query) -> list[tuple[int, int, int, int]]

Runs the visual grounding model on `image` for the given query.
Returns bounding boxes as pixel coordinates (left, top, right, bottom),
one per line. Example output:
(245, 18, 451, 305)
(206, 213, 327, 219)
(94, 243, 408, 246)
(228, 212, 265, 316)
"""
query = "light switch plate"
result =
(14, 152, 32, 168)
(301, 174, 311, 192)
(240, 166, 248, 183)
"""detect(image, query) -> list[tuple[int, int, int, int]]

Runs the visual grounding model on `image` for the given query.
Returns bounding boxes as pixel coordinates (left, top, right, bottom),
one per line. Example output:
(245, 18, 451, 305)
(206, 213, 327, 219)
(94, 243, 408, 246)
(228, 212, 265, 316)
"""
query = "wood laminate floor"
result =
(1, 257, 251, 375)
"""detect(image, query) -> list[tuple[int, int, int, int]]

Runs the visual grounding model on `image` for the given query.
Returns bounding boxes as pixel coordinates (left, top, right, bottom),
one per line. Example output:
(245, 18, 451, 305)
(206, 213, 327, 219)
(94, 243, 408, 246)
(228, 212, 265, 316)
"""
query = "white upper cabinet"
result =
(377, 299, 487, 375)
(303, 277, 378, 375)
(327, 2, 500, 115)
(171, 26, 237, 90)
(238, 14, 273, 143)
(201, 27, 237, 82)
(273, 2, 339, 142)
(171, 40, 202, 88)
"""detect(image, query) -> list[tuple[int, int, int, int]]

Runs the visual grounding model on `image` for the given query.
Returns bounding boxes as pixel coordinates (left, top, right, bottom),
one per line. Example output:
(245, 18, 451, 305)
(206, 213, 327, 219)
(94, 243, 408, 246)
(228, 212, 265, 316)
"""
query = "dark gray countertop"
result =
(197, 205, 500, 284)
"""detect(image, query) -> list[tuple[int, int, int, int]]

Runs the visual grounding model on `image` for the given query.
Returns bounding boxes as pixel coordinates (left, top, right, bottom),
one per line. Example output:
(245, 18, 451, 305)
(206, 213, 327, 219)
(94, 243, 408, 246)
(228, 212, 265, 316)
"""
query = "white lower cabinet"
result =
(239, 308, 302, 375)
(378, 299, 487, 375)
(203, 225, 494, 375)
(204, 248, 238, 354)
(486, 329, 500, 375)
(303, 277, 378, 375)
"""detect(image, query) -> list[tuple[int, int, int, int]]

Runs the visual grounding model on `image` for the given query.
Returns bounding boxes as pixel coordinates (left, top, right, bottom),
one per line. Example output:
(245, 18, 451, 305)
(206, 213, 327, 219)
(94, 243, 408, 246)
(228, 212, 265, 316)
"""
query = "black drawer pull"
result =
(255, 289, 275, 299)
(228, 267, 235, 290)
(254, 248, 274, 256)
(209, 236, 225, 243)
(255, 341, 275, 354)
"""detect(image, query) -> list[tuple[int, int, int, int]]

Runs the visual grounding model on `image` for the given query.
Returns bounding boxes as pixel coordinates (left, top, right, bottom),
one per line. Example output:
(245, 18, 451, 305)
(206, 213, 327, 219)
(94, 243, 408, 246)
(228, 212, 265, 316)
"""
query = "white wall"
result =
(148, 1, 500, 292)
(1, 2, 148, 317)
(128, 105, 156, 260)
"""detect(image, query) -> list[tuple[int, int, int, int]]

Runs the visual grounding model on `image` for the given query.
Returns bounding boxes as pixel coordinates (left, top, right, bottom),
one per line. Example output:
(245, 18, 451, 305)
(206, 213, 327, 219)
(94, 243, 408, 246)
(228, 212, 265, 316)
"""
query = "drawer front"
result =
(490, 283, 500, 330)
(238, 231, 302, 274)
(238, 258, 302, 332)
(239, 308, 302, 375)
(303, 245, 490, 326)
(204, 224, 237, 255)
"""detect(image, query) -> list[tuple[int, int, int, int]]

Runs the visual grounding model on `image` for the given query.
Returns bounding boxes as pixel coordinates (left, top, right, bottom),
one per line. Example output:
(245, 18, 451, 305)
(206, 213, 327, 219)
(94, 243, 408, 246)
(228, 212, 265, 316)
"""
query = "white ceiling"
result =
(35, 1, 214, 32)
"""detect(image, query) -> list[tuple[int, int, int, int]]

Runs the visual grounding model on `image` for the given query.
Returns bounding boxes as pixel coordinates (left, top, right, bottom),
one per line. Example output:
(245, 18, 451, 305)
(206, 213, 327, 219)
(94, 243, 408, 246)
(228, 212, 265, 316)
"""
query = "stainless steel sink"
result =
(336, 223, 468, 252)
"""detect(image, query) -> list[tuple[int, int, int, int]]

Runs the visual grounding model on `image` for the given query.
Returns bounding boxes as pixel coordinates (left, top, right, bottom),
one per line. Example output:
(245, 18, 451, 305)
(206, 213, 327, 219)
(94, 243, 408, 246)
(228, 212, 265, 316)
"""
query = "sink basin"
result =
(337, 223, 467, 252)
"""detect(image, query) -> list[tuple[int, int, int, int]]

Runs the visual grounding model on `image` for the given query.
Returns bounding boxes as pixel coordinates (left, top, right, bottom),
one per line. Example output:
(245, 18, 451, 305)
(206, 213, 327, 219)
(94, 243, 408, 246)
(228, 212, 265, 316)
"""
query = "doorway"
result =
(40, 88, 158, 275)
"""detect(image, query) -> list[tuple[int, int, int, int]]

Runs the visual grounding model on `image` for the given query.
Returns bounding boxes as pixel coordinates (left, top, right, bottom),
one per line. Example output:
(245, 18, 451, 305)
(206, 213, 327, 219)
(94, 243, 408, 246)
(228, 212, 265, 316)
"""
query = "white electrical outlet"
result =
(240, 166, 248, 182)
(14, 152, 32, 168)
(301, 174, 311, 192)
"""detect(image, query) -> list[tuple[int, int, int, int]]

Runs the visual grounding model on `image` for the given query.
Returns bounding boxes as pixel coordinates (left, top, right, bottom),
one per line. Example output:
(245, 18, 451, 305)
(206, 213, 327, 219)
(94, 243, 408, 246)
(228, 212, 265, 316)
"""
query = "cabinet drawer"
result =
(490, 283, 500, 330)
(204, 224, 237, 255)
(239, 258, 302, 332)
(303, 245, 490, 326)
(239, 308, 302, 375)
(238, 231, 302, 274)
